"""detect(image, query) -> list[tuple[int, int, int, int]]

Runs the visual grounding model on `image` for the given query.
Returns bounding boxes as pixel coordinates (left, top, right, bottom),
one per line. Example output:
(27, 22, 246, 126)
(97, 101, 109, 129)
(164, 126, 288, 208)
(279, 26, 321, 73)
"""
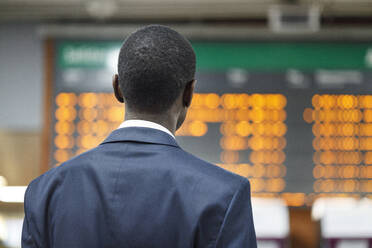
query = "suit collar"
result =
(101, 127, 179, 148)
(117, 120, 175, 139)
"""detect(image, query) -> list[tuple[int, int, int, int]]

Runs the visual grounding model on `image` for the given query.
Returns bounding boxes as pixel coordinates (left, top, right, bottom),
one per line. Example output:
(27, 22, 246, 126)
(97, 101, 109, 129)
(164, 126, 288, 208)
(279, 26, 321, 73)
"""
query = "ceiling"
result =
(0, 0, 371, 22)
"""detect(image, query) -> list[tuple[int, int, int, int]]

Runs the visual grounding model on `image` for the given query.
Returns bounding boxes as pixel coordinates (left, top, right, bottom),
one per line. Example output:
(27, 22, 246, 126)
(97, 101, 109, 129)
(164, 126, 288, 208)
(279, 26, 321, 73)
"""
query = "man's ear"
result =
(112, 74, 124, 103)
(183, 79, 196, 108)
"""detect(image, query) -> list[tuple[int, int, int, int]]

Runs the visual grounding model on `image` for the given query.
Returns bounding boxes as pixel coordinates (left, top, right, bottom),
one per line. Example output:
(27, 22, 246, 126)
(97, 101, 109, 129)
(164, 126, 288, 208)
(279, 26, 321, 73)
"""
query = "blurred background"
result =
(1, 0, 372, 247)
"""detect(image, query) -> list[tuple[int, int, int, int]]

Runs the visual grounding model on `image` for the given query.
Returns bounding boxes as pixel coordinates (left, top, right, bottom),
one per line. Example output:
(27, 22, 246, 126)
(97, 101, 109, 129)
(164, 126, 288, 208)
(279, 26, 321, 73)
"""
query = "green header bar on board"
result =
(58, 41, 372, 71)
(57, 41, 122, 69)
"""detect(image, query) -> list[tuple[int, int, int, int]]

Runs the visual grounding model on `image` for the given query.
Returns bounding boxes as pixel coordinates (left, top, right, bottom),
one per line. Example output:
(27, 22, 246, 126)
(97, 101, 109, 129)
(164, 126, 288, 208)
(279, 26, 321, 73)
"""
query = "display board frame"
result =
(41, 28, 372, 207)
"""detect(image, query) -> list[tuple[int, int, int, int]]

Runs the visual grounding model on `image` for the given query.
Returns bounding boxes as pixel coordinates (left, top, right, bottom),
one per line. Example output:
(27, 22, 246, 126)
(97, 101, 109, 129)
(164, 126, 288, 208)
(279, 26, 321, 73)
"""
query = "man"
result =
(22, 25, 256, 248)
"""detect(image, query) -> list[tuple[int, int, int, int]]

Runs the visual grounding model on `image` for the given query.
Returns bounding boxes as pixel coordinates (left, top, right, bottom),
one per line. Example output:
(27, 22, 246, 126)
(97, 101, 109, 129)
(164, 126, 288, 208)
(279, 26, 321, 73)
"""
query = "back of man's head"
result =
(118, 25, 196, 114)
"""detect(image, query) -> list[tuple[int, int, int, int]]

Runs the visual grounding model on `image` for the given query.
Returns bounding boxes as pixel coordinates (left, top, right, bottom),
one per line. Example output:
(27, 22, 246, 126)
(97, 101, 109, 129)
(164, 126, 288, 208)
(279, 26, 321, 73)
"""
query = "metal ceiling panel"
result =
(0, 0, 371, 21)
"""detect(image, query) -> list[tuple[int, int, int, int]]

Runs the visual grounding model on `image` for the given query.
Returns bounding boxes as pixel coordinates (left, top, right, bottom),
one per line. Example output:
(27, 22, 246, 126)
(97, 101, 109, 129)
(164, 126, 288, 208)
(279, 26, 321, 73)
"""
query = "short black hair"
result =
(118, 25, 196, 113)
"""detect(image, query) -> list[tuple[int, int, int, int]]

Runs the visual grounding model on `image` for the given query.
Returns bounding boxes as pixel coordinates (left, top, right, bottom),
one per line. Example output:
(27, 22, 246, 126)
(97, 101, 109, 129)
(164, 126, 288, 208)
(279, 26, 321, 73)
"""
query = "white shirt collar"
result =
(117, 120, 175, 139)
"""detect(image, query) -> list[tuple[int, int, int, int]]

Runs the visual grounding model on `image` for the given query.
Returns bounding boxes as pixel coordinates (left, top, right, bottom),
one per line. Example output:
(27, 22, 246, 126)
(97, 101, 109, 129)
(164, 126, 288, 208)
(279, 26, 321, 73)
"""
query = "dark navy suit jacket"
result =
(22, 127, 256, 248)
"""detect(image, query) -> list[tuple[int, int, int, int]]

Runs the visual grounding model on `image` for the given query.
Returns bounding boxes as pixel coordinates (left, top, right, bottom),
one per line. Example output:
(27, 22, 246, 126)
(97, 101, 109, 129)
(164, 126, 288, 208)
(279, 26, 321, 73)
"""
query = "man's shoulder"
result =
(27, 145, 249, 201)
(171, 148, 249, 191)
(27, 147, 98, 194)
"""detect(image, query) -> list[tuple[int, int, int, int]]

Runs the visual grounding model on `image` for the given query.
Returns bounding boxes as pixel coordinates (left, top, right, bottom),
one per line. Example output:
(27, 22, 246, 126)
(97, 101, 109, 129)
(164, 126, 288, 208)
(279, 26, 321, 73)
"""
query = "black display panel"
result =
(49, 41, 372, 206)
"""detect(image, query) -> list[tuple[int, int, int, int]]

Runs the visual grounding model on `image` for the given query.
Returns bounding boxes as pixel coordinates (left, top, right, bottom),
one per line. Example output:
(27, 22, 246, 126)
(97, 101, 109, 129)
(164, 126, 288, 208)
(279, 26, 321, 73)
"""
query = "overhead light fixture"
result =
(85, 0, 117, 20)
(268, 4, 321, 33)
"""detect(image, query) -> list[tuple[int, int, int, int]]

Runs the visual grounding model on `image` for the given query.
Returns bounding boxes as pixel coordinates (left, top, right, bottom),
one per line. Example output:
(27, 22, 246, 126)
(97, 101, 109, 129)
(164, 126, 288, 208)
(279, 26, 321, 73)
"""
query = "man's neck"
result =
(124, 111, 177, 135)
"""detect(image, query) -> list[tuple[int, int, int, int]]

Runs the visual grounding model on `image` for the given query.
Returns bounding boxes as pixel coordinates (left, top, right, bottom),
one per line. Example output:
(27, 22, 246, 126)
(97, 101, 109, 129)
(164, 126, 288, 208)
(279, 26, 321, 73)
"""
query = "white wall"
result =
(0, 23, 43, 131)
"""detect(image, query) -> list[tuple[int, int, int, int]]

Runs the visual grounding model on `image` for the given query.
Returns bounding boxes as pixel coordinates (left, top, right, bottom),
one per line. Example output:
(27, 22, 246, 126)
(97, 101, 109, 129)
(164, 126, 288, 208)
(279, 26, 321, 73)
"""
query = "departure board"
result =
(47, 40, 372, 206)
